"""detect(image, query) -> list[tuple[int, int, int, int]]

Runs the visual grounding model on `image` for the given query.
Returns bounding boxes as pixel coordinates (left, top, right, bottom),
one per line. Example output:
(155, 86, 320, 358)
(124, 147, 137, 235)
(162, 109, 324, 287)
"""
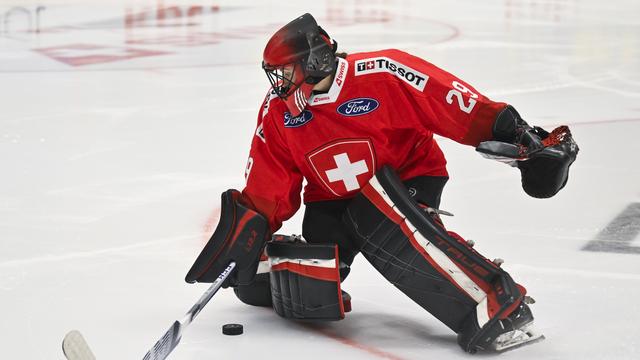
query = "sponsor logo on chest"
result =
(284, 110, 313, 128)
(337, 98, 380, 116)
(355, 57, 429, 91)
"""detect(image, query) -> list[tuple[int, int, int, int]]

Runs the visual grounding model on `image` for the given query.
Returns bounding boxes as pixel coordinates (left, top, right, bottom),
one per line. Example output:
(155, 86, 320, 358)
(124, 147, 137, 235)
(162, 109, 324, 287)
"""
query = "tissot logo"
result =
(355, 57, 429, 91)
(337, 98, 379, 116)
(284, 110, 313, 128)
(356, 61, 376, 72)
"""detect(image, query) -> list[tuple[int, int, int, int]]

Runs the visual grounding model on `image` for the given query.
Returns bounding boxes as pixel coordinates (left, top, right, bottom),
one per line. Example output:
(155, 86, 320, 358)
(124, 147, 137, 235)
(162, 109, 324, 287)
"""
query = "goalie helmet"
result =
(262, 13, 338, 116)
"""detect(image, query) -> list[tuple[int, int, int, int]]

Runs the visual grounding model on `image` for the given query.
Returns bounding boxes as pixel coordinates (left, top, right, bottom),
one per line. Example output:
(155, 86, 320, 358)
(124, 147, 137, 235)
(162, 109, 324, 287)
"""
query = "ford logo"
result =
(337, 98, 379, 117)
(284, 110, 313, 128)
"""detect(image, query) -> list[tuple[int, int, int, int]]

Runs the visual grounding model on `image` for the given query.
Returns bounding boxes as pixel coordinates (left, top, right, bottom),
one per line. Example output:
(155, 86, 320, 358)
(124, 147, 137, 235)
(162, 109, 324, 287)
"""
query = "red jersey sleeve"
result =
(241, 93, 303, 233)
(383, 49, 507, 146)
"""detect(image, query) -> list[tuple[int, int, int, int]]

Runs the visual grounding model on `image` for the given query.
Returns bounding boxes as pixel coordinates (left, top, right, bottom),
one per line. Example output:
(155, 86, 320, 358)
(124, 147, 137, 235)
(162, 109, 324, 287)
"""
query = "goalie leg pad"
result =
(233, 252, 273, 307)
(266, 240, 346, 321)
(302, 199, 360, 281)
(343, 166, 526, 340)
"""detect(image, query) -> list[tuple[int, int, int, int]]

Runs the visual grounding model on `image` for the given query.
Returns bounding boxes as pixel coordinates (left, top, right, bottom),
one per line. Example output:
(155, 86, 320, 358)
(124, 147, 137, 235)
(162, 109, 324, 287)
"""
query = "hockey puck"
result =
(222, 323, 243, 336)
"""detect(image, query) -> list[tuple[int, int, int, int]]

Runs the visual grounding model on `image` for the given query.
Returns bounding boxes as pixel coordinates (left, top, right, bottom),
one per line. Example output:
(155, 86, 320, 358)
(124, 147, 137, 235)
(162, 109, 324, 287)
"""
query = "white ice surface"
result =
(1, 0, 639, 359)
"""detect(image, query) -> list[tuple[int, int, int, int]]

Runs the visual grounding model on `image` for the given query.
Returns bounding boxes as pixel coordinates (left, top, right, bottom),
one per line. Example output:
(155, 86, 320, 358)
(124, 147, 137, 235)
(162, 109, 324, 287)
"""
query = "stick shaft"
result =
(185, 261, 236, 325)
(142, 262, 236, 360)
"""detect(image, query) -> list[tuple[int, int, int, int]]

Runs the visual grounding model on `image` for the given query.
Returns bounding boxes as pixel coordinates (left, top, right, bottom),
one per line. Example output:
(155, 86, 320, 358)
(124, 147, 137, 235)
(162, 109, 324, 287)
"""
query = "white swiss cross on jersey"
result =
(306, 139, 376, 196)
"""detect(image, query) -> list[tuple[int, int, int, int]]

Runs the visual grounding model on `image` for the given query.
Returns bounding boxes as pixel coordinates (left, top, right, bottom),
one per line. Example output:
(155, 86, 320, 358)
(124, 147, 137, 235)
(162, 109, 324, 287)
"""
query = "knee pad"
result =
(343, 166, 525, 333)
(266, 236, 347, 321)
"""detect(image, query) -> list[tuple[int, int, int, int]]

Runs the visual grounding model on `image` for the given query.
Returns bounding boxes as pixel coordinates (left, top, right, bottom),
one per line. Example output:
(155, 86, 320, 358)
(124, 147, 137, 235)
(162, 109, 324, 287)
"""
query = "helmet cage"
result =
(263, 62, 305, 99)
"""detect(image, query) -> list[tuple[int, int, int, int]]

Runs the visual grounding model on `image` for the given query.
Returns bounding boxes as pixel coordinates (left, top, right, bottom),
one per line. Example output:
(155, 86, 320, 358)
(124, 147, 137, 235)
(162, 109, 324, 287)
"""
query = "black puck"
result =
(222, 323, 243, 335)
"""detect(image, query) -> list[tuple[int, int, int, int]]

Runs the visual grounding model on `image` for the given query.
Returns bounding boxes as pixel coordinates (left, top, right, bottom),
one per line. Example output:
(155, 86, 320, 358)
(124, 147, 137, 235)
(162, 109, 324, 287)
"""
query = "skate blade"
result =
(492, 323, 545, 353)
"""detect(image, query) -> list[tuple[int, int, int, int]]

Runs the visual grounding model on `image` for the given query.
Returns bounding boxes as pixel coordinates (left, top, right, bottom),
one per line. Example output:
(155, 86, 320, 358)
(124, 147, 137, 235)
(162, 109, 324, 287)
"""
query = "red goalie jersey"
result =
(242, 49, 507, 232)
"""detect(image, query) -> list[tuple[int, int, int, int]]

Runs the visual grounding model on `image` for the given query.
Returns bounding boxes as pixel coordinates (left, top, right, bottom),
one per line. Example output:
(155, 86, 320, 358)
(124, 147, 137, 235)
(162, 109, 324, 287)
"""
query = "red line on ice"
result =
(202, 206, 221, 245)
(303, 324, 407, 360)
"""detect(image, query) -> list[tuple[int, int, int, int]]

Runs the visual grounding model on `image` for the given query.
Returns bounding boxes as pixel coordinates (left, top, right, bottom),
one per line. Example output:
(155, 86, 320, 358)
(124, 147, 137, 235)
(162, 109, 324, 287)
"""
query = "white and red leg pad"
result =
(256, 250, 271, 275)
(266, 238, 347, 321)
(343, 166, 525, 332)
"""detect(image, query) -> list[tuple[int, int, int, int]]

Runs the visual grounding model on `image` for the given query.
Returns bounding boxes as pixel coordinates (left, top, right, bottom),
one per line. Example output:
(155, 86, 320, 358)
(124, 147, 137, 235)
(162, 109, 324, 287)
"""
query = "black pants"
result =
(234, 175, 449, 306)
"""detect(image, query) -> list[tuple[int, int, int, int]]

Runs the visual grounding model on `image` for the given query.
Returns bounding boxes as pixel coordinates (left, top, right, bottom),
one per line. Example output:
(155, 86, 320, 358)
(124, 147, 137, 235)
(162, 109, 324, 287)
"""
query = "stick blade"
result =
(62, 330, 96, 360)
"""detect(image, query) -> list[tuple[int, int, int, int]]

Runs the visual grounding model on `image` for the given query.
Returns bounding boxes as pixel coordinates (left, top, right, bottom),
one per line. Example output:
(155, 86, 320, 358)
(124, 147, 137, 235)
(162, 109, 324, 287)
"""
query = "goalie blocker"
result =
(343, 166, 541, 353)
(185, 189, 270, 286)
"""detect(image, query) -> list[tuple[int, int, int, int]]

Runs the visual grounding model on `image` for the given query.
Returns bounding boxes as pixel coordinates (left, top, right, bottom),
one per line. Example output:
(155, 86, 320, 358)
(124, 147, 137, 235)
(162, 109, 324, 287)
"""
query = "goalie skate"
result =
(458, 301, 545, 353)
(492, 322, 545, 352)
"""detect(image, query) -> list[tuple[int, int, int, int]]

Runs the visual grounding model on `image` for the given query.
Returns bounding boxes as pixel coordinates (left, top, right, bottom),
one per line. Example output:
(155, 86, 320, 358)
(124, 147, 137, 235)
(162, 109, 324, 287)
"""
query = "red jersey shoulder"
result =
(255, 88, 281, 143)
(261, 87, 283, 120)
(256, 87, 307, 146)
(347, 49, 430, 92)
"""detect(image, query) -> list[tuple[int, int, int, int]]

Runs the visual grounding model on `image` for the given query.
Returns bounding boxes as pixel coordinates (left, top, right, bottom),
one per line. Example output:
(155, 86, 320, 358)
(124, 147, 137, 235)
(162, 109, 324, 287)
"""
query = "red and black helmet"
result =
(262, 13, 337, 115)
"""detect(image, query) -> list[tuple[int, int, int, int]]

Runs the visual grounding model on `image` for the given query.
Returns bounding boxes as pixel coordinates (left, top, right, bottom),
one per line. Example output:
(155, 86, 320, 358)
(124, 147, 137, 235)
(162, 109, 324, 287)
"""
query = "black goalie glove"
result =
(476, 105, 579, 198)
(185, 189, 270, 286)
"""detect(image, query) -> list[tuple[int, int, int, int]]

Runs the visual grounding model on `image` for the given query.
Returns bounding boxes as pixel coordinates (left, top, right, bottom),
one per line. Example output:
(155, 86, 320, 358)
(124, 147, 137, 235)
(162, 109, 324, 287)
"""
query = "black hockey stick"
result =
(142, 261, 236, 360)
(62, 262, 236, 360)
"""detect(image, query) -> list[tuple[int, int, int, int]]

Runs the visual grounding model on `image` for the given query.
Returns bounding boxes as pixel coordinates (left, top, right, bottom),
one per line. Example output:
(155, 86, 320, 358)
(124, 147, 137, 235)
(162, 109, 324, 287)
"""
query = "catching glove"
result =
(476, 105, 579, 198)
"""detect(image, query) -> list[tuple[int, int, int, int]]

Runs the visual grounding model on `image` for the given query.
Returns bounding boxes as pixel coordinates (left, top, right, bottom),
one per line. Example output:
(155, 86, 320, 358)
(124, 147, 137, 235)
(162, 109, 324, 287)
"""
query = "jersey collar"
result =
(308, 57, 348, 106)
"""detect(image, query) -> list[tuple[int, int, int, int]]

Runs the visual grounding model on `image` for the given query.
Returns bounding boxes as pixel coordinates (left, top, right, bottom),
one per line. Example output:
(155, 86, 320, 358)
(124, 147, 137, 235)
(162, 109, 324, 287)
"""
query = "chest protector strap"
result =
(343, 166, 524, 333)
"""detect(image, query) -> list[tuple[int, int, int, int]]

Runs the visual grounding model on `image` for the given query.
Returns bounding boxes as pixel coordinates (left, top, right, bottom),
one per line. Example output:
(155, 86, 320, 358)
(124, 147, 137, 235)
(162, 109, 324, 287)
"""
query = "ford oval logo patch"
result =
(337, 98, 379, 117)
(284, 110, 313, 128)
